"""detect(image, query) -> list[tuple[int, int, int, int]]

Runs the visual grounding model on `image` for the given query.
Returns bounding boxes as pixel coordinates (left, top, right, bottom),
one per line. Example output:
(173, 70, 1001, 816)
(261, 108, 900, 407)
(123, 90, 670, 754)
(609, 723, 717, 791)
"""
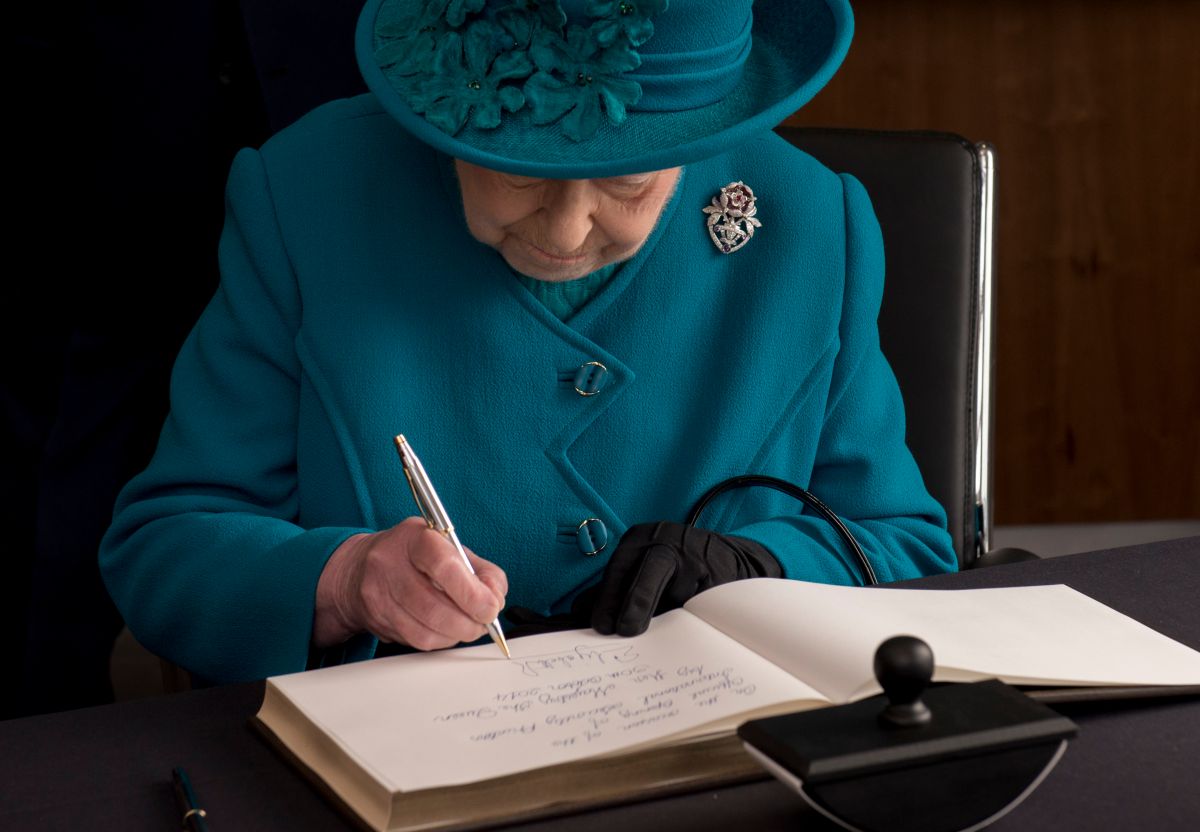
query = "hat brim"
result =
(355, 0, 853, 178)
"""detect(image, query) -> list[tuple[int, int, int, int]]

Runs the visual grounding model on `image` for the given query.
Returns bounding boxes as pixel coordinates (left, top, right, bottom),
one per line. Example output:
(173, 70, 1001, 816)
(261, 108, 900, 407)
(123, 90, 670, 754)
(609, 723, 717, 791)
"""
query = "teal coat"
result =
(99, 93, 956, 684)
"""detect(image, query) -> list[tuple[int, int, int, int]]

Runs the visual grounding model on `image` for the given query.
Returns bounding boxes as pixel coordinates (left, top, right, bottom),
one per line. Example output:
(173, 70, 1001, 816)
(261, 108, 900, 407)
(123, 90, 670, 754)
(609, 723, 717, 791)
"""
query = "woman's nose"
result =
(540, 181, 595, 254)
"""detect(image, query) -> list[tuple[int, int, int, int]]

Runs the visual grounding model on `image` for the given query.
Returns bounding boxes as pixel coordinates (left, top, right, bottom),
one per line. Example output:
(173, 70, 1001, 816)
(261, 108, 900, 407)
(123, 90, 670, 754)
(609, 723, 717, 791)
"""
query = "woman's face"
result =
(455, 159, 682, 282)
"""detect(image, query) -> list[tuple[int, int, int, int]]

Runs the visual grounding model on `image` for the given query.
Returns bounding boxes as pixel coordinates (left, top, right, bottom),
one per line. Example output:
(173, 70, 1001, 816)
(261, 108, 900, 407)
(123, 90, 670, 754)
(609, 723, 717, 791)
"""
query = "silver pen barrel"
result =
(394, 435, 511, 658)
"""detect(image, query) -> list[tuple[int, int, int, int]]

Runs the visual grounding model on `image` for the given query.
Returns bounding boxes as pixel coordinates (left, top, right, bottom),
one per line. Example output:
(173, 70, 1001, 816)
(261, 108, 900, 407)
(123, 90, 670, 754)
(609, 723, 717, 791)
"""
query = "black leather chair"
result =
(775, 128, 1030, 570)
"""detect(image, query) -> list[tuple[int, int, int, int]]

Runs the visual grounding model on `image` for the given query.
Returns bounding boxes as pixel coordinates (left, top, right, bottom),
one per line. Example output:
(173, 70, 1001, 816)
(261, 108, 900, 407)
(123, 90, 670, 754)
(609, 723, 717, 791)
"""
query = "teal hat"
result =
(356, 0, 854, 177)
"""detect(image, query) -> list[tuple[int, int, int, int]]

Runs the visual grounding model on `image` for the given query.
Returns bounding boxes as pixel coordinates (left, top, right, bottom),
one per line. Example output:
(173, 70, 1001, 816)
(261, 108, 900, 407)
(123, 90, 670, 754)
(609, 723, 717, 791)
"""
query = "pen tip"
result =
(395, 434, 407, 446)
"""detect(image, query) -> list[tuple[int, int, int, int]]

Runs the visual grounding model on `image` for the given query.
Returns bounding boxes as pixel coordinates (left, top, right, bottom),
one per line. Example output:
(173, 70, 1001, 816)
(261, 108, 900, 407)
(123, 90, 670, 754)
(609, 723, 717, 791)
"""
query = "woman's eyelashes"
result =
(500, 173, 541, 191)
(499, 174, 653, 195)
(601, 175, 653, 194)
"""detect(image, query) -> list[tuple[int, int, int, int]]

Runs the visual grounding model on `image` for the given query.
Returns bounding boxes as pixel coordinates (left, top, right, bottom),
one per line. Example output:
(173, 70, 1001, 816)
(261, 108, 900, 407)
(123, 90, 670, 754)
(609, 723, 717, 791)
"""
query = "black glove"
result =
(591, 521, 782, 637)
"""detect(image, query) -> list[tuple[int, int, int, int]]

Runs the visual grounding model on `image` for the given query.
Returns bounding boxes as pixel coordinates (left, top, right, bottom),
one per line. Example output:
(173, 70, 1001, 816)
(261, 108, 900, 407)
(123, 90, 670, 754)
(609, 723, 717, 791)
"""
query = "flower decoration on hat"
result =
(445, 0, 488, 26)
(374, 0, 668, 142)
(405, 21, 533, 133)
(375, 3, 455, 77)
(587, 0, 668, 47)
(525, 24, 642, 141)
(495, 1, 567, 49)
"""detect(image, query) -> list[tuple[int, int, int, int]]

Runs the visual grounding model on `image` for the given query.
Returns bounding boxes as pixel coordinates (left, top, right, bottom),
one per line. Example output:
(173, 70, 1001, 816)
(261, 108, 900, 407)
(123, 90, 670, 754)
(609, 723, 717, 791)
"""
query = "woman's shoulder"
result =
(691, 131, 859, 231)
(686, 131, 864, 263)
(705, 131, 845, 193)
(255, 92, 426, 174)
(235, 92, 443, 235)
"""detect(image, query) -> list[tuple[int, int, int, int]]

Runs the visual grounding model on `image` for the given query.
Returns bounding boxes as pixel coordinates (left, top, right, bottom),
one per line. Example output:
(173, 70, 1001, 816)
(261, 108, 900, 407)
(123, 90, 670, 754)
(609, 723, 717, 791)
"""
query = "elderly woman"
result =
(100, 0, 956, 684)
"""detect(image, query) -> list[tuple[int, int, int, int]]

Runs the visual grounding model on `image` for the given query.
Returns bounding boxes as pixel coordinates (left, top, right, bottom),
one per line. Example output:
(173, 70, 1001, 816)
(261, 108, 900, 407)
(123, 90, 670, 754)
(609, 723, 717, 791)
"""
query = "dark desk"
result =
(4, 537, 1198, 831)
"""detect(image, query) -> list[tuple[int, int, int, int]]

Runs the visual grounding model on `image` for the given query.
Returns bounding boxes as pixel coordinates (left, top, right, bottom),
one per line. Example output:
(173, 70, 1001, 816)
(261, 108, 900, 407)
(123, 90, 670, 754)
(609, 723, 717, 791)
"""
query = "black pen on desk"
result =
(171, 766, 209, 832)
(394, 434, 511, 659)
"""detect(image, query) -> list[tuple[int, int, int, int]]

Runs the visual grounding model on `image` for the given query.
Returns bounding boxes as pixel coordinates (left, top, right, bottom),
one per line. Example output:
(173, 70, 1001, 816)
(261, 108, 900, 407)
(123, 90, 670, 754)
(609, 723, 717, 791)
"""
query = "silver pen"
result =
(393, 435, 511, 659)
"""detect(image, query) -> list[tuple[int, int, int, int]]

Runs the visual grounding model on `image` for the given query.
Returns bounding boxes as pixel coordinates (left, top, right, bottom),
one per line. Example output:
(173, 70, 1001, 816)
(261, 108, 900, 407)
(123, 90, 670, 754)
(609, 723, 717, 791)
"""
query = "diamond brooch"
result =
(703, 181, 761, 254)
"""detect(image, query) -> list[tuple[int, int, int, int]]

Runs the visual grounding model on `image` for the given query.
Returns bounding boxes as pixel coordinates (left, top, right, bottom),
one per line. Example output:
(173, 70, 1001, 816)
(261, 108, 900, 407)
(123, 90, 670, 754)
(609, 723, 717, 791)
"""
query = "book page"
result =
(267, 609, 826, 793)
(684, 579, 1200, 702)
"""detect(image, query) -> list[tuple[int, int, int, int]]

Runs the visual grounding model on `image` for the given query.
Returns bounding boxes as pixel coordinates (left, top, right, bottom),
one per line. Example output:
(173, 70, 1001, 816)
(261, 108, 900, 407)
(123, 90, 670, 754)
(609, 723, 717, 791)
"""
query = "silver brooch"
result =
(703, 181, 762, 254)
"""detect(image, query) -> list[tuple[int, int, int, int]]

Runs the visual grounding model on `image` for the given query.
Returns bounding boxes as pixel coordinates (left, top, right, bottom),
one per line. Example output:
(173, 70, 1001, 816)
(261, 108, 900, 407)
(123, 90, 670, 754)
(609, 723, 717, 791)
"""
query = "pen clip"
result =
(401, 461, 438, 529)
(396, 435, 450, 532)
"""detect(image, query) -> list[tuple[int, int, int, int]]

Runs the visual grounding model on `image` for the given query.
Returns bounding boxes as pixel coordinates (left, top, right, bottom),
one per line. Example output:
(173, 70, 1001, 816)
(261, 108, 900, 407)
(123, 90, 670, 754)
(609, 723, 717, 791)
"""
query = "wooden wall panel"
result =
(787, 0, 1200, 523)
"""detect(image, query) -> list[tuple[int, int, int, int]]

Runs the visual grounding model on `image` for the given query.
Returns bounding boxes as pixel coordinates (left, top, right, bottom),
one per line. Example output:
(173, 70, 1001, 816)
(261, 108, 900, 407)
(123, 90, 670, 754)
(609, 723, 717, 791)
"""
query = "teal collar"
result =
(510, 261, 622, 322)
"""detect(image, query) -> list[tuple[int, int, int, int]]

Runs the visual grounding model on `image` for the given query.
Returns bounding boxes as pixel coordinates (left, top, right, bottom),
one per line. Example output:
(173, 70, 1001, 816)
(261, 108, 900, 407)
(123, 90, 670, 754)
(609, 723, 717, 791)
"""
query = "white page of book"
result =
(684, 579, 1200, 702)
(268, 609, 825, 792)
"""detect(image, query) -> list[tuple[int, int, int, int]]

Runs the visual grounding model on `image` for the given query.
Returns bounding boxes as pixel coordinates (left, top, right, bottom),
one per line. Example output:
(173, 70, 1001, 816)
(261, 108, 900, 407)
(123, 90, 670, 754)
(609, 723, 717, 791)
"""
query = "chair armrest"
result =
(971, 546, 1042, 569)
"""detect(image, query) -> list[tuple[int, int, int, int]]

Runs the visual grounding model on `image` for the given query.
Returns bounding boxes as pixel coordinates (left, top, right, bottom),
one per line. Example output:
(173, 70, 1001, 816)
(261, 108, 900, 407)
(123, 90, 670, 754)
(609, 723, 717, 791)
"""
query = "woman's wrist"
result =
(312, 532, 371, 648)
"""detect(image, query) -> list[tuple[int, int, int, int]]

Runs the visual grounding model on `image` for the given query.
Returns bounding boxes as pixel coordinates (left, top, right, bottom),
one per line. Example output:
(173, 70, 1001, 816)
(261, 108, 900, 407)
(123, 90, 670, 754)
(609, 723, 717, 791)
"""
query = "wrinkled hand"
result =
(313, 517, 507, 650)
(591, 521, 781, 637)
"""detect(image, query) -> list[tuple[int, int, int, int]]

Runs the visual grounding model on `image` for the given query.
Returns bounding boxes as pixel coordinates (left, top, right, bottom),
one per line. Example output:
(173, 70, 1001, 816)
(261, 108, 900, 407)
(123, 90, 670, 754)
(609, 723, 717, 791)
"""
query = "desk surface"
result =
(4, 536, 1198, 831)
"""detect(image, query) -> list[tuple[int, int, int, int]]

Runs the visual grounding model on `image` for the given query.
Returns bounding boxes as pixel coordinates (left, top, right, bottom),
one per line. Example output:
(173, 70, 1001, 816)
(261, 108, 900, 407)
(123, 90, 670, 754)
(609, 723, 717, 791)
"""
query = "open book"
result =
(255, 579, 1200, 832)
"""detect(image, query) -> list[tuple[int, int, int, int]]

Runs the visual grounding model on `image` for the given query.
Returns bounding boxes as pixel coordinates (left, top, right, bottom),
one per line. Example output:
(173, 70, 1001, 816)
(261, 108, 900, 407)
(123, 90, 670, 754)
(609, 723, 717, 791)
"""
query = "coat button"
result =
(573, 361, 609, 396)
(577, 518, 609, 556)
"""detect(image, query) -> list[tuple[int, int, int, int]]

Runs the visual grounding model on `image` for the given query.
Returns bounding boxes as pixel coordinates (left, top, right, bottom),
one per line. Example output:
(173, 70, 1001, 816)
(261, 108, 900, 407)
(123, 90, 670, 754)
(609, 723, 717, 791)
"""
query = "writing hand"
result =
(590, 521, 781, 637)
(313, 517, 507, 650)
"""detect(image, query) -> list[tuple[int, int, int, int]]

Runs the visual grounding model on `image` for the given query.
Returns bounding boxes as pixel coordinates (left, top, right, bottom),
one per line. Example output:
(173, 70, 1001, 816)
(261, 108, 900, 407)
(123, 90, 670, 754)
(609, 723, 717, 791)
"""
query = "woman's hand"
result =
(313, 517, 507, 650)
(590, 522, 781, 637)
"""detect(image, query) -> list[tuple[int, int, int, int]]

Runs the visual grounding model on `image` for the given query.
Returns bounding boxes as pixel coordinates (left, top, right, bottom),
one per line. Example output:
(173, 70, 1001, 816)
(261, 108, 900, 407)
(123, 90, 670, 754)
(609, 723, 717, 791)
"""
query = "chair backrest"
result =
(774, 127, 995, 568)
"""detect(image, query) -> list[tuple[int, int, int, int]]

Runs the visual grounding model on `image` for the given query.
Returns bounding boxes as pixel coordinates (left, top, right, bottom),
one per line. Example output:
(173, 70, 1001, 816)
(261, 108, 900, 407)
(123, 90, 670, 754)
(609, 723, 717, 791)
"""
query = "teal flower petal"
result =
(524, 58, 641, 141)
(446, 0, 486, 27)
(586, 0, 668, 48)
(433, 31, 467, 76)
(525, 71, 579, 124)
(376, 28, 441, 77)
(590, 18, 623, 48)
(596, 76, 640, 122)
(375, 0, 452, 77)
(496, 1, 567, 48)
(426, 98, 473, 133)
(559, 89, 603, 142)
(470, 74, 526, 128)
(463, 19, 505, 75)
(497, 84, 526, 112)
(377, 0, 448, 37)
(491, 48, 534, 82)
(396, 19, 535, 135)
(603, 45, 640, 73)
(623, 15, 655, 45)
(376, 38, 415, 67)
(471, 98, 504, 129)
(528, 25, 570, 72)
